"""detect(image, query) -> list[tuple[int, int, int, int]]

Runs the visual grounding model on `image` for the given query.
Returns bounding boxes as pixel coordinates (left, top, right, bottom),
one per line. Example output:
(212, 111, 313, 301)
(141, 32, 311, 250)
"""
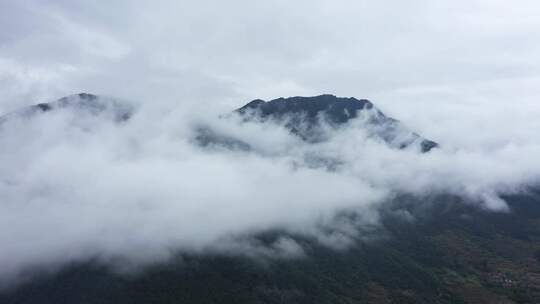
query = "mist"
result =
(1, 0, 540, 289)
(0, 95, 539, 287)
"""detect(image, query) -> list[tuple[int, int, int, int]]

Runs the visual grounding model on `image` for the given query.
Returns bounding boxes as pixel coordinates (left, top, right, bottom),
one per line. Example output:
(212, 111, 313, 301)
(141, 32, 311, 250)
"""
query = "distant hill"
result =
(0, 93, 133, 125)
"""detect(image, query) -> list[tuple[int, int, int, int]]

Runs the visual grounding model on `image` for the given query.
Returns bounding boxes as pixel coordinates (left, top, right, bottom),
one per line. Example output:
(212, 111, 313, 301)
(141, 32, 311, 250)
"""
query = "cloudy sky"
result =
(1, 0, 540, 287)
(1, 0, 540, 149)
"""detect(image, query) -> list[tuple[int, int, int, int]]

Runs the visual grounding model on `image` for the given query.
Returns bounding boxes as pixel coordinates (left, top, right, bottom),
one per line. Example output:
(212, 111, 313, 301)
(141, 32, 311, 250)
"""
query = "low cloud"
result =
(1, 0, 540, 289)
(0, 95, 539, 287)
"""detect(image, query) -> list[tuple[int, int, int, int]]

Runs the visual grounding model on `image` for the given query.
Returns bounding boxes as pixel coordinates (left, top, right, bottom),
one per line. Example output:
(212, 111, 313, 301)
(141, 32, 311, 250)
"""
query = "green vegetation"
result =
(2, 191, 540, 303)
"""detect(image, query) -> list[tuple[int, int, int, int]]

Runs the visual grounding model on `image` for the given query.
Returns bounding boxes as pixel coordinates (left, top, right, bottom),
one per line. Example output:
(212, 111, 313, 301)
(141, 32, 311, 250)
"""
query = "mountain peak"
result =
(237, 95, 374, 124)
(236, 94, 438, 152)
(0, 93, 132, 123)
(77, 92, 97, 99)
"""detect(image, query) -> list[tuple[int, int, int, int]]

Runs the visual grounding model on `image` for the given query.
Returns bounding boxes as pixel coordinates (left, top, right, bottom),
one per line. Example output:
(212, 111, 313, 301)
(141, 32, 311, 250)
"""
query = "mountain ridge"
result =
(0, 93, 438, 153)
(236, 94, 438, 152)
(0, 93, 132, 124)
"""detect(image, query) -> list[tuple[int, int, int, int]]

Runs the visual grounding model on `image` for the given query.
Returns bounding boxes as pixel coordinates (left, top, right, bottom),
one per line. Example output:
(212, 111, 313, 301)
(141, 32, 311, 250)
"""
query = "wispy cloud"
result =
(1, 0, 540, 288)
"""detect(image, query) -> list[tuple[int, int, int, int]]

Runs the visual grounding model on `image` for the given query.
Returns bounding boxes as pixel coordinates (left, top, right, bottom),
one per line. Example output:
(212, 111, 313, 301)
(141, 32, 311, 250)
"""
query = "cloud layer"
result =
(1, 0, 540, 288)
(1, 96, 539, 286)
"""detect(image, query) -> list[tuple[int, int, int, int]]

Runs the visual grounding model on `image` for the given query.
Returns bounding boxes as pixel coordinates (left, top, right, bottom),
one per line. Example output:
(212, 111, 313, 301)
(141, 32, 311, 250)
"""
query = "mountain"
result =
(4, 93, 438, 154)
(194, 94, 439, 153)
(5, 94, 540, 303)
(2, 192, 540, 304)
(0, 93, 132, 125)
(235, 94, 438, 153)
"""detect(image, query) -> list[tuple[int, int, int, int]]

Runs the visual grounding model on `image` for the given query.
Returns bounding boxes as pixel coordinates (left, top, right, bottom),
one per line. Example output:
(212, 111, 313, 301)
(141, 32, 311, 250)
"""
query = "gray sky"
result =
(1, 0, 540, 287)
(1, 0, 540, 149)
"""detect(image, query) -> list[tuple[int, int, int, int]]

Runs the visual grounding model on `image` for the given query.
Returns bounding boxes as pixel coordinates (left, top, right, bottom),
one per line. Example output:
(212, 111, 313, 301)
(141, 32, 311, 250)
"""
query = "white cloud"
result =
(1, 0, 540, 288)
(0, 96, 539, 286)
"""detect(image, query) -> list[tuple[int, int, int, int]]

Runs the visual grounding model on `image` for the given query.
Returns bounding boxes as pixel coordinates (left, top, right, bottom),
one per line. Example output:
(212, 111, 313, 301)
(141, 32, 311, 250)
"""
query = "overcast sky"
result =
(1, 0, 540, 287)
(1, 0, 540, 149)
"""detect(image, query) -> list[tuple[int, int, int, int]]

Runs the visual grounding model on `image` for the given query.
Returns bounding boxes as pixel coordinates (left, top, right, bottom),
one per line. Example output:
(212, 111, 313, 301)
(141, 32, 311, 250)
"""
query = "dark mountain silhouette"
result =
(235, 95, 438, 152)
(1, 93, 438, 153)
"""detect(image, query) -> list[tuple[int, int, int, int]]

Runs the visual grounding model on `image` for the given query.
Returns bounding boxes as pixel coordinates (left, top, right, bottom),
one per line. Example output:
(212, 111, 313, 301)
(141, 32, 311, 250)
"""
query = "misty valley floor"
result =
(2, 191, 540, 304)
